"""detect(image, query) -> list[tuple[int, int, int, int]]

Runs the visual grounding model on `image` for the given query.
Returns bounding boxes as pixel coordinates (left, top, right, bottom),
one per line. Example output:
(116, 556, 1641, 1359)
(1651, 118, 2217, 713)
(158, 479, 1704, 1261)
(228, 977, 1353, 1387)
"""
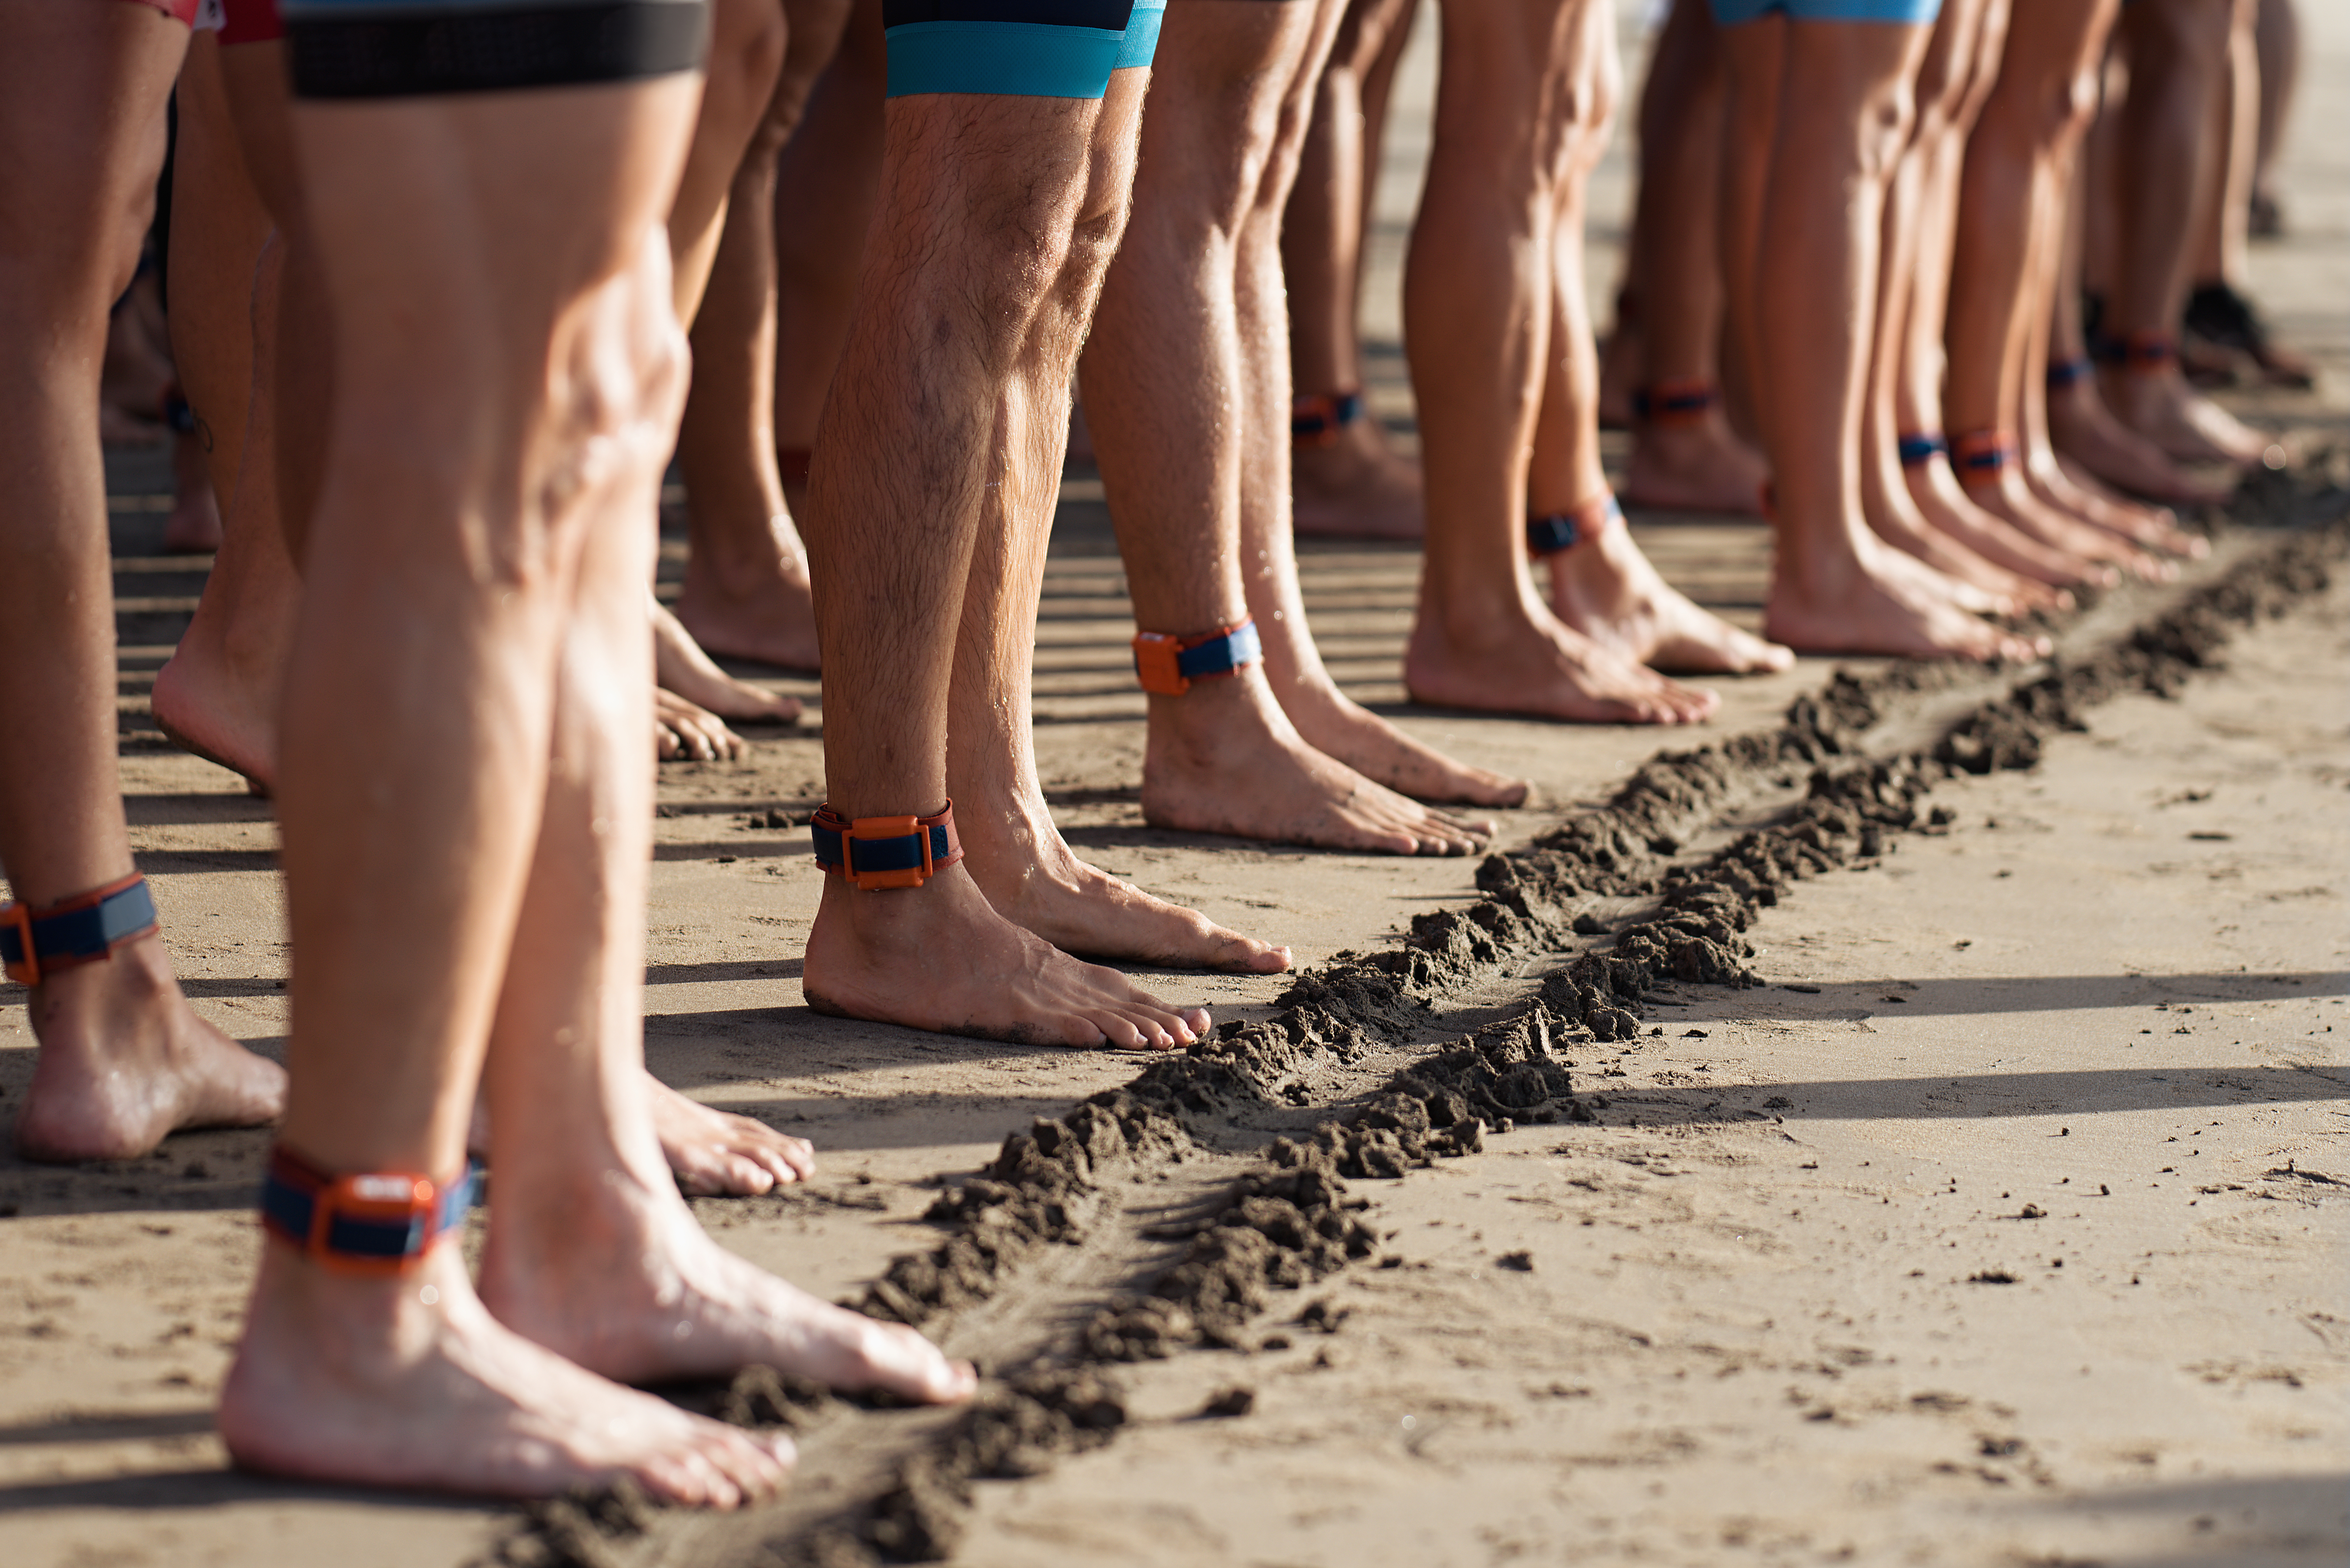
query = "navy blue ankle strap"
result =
(260, 1145, 480, 1276)
(1132, 618, 1262, 696)
(811, 801, 963, 891)
(1526, 494, 1622, 558)
(1897, 432, 1949, 467)
(1, 874, 159, 987)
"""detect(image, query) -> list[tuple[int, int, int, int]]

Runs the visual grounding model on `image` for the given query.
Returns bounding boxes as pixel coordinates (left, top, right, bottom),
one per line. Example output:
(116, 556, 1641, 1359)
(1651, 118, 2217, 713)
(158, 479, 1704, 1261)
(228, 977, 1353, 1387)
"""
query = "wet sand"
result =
(4, 3, 2347, 1565)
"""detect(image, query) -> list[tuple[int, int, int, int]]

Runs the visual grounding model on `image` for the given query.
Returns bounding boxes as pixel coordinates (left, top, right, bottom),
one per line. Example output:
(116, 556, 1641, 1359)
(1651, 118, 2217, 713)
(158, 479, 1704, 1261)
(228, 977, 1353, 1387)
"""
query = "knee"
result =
(1564, 38, 1624, 166)
(1855, 75, 1920, 180)
(533, 242, 690, 560)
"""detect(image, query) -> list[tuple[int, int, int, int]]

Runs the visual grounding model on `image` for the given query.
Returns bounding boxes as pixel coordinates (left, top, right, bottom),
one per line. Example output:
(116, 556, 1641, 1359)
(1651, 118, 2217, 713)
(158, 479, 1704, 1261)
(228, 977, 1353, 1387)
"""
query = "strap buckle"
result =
(812, 802, 963, 891)
(0, 874, 158, 988)
(1131, 618, 1262, 696)
(260, 1146, 476, 1277)
(1, 901, 36, 987)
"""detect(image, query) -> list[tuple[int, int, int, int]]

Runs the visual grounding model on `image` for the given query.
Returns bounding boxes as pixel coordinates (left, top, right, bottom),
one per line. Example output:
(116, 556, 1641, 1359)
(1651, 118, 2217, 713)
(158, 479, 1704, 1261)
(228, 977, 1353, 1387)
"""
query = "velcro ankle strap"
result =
(1526, 493, 1622, 558)
(1132, 618, 1262, 696)
(1, 874, 159, 987)
(811, 801, 963, 891)
(1291, 390, 1363, 446)
(260, 1144, 478, 1276)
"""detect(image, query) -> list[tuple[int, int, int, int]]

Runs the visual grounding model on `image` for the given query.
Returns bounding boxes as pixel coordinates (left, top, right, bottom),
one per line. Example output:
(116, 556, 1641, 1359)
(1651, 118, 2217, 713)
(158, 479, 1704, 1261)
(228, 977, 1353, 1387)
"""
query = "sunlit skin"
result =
(1404, 0, 1778, 722)
(796, 69, 1239, 1042)
(1081, 0, 1518, 879)
(0, 3, 285, 1165)
(1716, 13, 2046, 661)
(217, 75, 969, 1503)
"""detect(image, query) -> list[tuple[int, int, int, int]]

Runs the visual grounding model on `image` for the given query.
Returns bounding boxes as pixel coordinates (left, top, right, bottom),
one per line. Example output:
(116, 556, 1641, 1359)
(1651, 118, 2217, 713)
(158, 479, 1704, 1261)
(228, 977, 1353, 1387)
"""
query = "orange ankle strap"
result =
(1291, 390, 1363, 447)
(810, 801, 962, 891)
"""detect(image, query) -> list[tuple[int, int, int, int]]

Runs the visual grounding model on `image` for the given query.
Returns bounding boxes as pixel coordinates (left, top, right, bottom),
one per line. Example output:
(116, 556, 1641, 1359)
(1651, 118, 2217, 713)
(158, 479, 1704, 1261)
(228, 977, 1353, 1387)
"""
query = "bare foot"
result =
(1904, 458, 2099, 594)
(653, 600, 800, 724)
(1272, 677, 1528, 810)
(1291, 418, 1424, 541)
(655, 688, 747, 763)
(162, 433, 224, 554)
(1544, 522, 1794, 675)
(2100, 364, 2269, 469)
(647, 1077, 814, 1195)
(958, 791, 1291, 973)
(152, 643, 281, 795)
(1620, 417, 1771, 516)
(803, 868, 1210, 1051)
(672, 514, 823, 671)
(1405, 591, 1720, 726)
(1142, 674, 1495, 855)
(1765, 539, 2048, 663)
(481, 1160, 977, 1405)
(1863, 474, 2064, 615)
(1961, 467, 2165, 583)
(221, 1246, 794, 1504)
(13, 935, 284, 1162)
(2027, 452, 2207, 561)
(2046, 379, 2233, 508)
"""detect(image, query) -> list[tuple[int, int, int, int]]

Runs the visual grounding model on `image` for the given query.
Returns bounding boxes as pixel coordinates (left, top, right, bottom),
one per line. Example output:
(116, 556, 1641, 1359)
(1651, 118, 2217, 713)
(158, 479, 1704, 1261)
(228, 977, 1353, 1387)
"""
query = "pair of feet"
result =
(154, 595, 798, 787)
(1407, 516, 1791, 725)
(17, 930, 813, 1197)
(799, 660, 1538, 1050)
(220, 1106, 971, 1504)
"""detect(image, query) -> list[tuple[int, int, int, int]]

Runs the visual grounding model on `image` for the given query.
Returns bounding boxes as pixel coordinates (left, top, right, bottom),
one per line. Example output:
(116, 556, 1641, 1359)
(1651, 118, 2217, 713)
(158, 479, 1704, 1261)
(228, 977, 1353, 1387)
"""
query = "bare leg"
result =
(799, 76, 1215, 1047)
(215, 70, 930, 1501)
(1725, 17, 2043, 661)
(770, 0, 885, 518)
(1402, 0, 1721, 724)
(1855, 0, 2057, 612)
(1081, 0, 1507, 879)
(1942, 0, 2156, 581)
(1286, 0, 1426, 541)
(151, 35, 303, 792)
(2099, 0, 2268, 466)
(1618, 0, 1769, 518)
(0, 2, 283, 1163)
(2042, 132, 2234, 508)
(1529, 2, 1791, 677)
(673, 0, 851, 672)
(2247, 0, 2297, 232)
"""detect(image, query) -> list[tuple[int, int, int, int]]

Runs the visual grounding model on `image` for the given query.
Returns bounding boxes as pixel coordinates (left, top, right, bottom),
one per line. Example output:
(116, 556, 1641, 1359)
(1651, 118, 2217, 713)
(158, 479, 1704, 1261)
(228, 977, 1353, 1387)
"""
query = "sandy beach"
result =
(3, 4, 2346, 1565)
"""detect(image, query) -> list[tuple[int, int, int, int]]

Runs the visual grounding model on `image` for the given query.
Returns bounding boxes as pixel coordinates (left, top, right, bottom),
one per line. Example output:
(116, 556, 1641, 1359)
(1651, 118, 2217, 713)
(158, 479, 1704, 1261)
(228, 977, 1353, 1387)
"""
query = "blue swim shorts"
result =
(1709, 0, 1940, 23)
(885, 0, 1166, 100)
(281, 0, 710, 98)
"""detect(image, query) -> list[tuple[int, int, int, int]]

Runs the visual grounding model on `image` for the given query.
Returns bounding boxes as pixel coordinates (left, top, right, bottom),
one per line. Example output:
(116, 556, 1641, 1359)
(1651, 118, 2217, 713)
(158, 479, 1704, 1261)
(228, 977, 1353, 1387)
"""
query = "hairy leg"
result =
(0, 2, 282, 1163)
(1403, 0, 1719, 724)
(800, 80, 1213, 1048)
